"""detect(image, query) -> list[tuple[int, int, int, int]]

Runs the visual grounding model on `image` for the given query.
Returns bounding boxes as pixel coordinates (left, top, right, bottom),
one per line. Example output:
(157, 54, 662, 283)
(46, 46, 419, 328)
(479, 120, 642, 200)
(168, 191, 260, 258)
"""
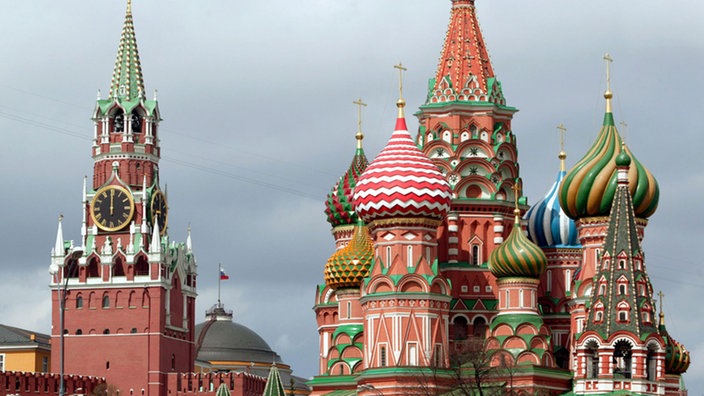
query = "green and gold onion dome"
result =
(659, 314, 691, 375)
(324, 219, 374, 290)
(559, 92, 659, 219)
(489, 208, 547, 279)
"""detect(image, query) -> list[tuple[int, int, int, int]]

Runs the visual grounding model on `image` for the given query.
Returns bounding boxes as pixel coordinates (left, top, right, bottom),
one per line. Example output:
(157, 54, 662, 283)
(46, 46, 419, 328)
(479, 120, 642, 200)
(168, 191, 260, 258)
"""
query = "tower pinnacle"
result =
(353, 98, 366, 150)
(110, 0, 145, 101)
(557, 123, 567, 172)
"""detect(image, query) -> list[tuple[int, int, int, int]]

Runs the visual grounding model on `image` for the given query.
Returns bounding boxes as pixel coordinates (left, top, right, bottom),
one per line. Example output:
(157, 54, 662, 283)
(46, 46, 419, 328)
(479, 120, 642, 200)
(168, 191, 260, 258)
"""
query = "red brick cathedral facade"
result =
(49, 2, 197, 396)
(313, 0, 689, 395)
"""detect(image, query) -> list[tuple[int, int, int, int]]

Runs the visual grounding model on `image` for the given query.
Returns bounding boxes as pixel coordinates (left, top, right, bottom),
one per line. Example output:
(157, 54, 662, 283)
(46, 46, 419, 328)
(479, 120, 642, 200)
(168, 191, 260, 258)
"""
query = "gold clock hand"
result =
(110, 189, 114, 215)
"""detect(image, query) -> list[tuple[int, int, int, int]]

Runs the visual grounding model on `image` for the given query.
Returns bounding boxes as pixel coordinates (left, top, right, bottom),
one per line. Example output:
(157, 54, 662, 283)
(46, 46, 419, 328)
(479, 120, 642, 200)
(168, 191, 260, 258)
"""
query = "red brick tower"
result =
(49, 2, 197, 396)
(351, 91, 454, 395)
(414, 0, 522, 355)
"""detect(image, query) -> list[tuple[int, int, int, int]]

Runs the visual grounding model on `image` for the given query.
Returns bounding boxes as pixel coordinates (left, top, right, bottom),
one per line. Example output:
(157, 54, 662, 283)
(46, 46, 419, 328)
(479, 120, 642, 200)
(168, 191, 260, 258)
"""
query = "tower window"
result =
(103, 329, 110, 334)
(408, 343, 418, 366)
(379, 345, 387, 367)
(471, 244, 480, 266)
(76, 296, 83, 309)
(619, 284, 627, 295)
(407, 245, 413, 267)
(102, 295, 110, 308)
(619, 260, 626, 269)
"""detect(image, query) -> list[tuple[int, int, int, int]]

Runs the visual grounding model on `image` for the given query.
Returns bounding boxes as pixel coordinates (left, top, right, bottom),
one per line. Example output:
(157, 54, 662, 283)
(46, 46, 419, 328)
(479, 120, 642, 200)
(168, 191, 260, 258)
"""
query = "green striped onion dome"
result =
(489, 210, 547, 279)
(324, 220, 374, 290)
(325, 146, 368, 228)
(559, 113, 659, 219)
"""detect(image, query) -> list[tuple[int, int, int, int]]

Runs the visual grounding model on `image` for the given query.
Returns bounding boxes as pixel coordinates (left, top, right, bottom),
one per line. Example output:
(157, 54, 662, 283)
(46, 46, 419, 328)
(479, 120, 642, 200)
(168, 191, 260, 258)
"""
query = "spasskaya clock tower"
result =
(49, 2, 197, 396)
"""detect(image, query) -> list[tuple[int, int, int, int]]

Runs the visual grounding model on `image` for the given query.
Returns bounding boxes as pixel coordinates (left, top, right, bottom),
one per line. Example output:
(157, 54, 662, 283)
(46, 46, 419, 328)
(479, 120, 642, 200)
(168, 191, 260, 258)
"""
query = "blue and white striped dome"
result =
(525, 170, 580, 248)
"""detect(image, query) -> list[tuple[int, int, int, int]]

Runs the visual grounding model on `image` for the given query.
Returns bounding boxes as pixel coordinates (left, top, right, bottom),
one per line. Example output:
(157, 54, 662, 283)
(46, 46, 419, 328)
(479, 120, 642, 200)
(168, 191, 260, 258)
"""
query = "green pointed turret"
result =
(262, 363, 287, 396)
(109, 0, 145, 102)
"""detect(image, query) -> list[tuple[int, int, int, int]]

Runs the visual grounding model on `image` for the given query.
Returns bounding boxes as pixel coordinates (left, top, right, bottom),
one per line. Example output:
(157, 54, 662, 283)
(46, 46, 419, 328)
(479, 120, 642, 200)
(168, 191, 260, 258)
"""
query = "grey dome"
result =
(195, 304, 283, 366)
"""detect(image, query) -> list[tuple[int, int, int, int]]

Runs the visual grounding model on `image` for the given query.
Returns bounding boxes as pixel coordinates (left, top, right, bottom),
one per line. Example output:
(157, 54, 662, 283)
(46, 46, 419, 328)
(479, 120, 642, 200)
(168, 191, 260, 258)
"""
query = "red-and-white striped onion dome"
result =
(353, 100, 452, 223)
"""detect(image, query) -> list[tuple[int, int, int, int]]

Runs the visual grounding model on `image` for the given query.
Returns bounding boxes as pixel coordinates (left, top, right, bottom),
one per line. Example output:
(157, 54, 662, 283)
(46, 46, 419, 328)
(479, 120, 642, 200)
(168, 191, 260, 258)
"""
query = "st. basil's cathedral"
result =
(313, 0, 690, 395)
(28, 1, 690, 396)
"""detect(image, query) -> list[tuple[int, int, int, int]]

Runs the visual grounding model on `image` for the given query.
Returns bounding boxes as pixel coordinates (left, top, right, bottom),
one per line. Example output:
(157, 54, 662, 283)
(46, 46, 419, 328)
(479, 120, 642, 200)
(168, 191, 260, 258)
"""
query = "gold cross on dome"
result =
(394, 62, 407, 100)
(603, 53, 613, 92)
(658, 290, 664, 313)
(511, 183, 521, 210)
(557, 123, 567, 153)
(353, 98, 367, 133)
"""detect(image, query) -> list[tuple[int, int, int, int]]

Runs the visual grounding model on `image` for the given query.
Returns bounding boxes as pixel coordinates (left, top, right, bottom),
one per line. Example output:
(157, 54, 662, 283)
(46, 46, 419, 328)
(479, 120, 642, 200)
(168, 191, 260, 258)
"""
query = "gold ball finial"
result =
(558, 151, 567, 160)
(604, 90, 613, 100)
(396, 98, 406, 108)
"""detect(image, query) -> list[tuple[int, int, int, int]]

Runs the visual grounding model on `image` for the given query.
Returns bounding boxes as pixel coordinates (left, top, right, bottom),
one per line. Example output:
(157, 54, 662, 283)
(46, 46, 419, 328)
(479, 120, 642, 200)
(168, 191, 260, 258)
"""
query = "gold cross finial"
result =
(658, 290, 665, 324)
(511, 183, 521, 220)
(353, 98, 367, 149)
(619, 121, 628, 144)
(127, 0, 132, 15)
(557, 123, 567, 171)
(394, 62, 407, 100)
(603, 53, 614, 112)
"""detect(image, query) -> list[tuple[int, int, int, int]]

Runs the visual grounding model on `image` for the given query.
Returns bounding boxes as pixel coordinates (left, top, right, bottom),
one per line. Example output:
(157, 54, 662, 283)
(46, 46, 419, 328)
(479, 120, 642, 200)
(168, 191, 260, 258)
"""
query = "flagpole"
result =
(218, 263, 222, 307)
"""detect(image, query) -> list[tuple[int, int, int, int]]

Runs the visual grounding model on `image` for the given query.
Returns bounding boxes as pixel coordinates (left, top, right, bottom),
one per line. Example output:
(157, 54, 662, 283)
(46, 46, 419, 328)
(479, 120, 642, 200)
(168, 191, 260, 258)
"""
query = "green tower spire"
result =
(109, 0, 145, 102)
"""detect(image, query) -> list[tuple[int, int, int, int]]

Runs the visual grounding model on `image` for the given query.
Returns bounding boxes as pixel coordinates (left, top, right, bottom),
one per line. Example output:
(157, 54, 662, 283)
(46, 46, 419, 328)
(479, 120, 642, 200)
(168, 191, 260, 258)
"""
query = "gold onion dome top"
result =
(559, 91, 659, 219)
(324, 220, 374, 290)
(489, 208, 547, 279)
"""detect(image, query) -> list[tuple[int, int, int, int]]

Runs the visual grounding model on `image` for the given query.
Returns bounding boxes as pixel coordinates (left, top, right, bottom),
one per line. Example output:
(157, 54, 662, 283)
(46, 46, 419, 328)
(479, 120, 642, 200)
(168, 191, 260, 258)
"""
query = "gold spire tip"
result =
(127, 0, 132, 15)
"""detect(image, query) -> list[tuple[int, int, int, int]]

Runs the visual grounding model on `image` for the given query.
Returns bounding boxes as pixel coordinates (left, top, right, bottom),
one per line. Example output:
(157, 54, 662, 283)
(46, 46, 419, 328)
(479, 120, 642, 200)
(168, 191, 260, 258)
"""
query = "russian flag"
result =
(219, 268, 230, 280)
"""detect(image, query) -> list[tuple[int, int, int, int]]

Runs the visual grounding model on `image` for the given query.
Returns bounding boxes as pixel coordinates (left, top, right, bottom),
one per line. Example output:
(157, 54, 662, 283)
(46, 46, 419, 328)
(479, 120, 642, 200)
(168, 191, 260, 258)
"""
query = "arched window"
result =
(407, 245, 413, 267)
(586, 340, 599, 378)
(619, 284, 627, 295)
(102, 294, 110, 309)
(103, 329, 110, 335)
(473, 317, 487, 338)
(76, 329, 82, 335)
(452, 316, 468, 340)
(613, 340, 633, 379)
(386, 247, 392, 268)
(546, 270, 552, 293)
(76, 296, 84, 309)
(471, 244, 480, 266)
(619, 260, 626, 270)
(646, 344, 657, 381)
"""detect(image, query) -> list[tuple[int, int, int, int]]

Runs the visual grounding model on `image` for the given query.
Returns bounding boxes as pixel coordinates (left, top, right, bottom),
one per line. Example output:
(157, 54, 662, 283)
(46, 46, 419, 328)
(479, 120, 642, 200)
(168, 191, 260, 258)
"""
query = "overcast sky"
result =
(1, 0, 702, 391)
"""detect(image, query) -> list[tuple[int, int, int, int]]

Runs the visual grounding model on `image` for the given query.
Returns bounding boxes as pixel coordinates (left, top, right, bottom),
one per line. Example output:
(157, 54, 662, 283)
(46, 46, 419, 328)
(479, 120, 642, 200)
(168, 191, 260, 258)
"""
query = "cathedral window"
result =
(618, 260, 626, 270)
(386, 247, 392, 268)
(433, 344, 443, 367)
(442, 130, 452, 143)
(346, 301, 351, 319)
(619, 284, 627, 295)
(613, 340, 633, 379)
(407, 245, 414, 267)
(76, 329, 82, 335)
(470, 244, 481, 266)
(595, 311, 603, 323)
(408, 343, 418, 366)
(599, 284, 606, 295)
(472, 316, 487, 338)
(452, 316, 468, 340)
(646, 344, 657, 381)
(379, 345, 387, 367)
(103, 329, 110, 334)
(565, 270, 571, 292)
(585, 341, 599, 378)
(470, 125, 478, 137)
(546, 270, 552, 293)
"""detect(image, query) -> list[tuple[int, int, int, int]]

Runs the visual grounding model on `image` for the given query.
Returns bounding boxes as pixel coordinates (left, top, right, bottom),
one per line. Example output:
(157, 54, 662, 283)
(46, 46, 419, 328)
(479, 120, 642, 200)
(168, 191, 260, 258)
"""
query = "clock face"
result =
(91, 185, 135, 232)
(150, 190, 168, 235)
